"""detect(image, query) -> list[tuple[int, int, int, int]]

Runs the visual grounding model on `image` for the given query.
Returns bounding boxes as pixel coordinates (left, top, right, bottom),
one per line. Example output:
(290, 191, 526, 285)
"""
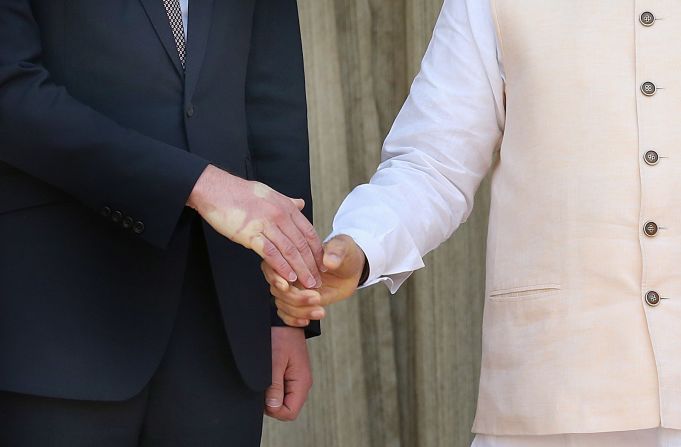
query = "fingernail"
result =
(311, 310, 325, 319)
(266, 398, 282, 408)
(288, 273, 297, 282)
(305, 276, 316, 288)
(277, 280, 288, 290)
(314, 279, 322, 289)
(320, 265, 329, 273)
(327, 254, 342, 265)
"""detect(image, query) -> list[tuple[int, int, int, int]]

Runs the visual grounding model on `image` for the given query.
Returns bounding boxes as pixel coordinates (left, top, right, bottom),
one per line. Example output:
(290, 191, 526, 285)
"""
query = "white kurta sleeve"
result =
(328, 0, 506, 293)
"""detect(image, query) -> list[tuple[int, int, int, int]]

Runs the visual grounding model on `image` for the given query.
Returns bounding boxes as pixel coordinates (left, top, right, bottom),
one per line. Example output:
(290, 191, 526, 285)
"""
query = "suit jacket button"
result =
(133, 221, 145, 235)
(100, 206, 112, 218)
(111, 210, 123, 223)
(122, 216, 134, 229)
(186, 104, 195, 118)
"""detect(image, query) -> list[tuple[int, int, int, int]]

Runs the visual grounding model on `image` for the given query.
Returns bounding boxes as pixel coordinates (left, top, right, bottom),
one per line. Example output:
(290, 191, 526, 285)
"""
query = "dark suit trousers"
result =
(0, 221, 265, 446)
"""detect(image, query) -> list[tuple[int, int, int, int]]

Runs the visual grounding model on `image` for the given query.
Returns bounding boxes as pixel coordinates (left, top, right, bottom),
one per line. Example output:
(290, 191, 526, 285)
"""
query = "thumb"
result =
(265, 379, 285, 409)
(323, 235, 363, 278)
(266, 347, 287, 409)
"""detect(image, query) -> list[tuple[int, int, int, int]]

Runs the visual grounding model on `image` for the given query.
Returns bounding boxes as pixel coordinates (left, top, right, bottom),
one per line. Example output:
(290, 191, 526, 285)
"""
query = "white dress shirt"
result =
(329, 0, 681, 444)
(329, 0, 503, 293)
(180, 0, 189, 39)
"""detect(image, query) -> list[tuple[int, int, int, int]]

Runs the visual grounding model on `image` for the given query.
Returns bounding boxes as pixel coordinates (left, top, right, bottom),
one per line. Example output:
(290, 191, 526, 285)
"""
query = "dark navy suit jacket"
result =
(0, 0, 318, 399)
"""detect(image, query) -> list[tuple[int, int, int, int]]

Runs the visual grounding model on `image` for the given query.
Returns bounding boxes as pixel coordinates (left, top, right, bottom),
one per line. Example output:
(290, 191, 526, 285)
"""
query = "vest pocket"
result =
(488, 284, 561, 302)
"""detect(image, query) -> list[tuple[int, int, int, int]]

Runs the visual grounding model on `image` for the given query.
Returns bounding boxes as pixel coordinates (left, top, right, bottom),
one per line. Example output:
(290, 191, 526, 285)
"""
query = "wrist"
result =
(187, 165, 241, 211)
(187, 165, 212, 211)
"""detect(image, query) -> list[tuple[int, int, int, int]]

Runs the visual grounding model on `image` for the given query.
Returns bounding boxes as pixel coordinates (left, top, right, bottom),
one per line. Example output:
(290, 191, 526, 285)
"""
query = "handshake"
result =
(188, 165, 366, 324)
(261, 232, 366, 327)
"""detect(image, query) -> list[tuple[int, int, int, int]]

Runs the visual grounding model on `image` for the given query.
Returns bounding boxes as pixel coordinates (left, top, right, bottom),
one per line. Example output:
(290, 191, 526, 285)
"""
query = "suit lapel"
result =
(139, 0, 185, 78)
(185, 0, 215, 100)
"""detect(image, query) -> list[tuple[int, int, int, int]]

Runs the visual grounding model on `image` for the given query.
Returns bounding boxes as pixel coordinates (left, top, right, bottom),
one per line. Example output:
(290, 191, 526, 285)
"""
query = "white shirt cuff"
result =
(325, 228, 420, 294)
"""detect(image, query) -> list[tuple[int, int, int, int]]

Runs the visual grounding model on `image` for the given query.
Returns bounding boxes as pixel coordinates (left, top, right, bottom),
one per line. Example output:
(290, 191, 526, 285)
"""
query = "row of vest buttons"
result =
(100, 206, 145, 235)
(639, 12, 661, 309)
(640, 12, 657, 98)
(639, 16, 661, 200)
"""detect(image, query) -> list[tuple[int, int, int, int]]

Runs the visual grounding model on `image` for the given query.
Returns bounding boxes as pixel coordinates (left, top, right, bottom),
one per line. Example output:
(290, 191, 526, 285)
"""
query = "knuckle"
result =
(293, 235, 308, 251)
(301, 223, 315, 237)
(287, 294, 302, 305)
(305, 228, 319, 242)
(284, 303, 299, 313)
(282, 243, 298, 257)
(276, 261, 291, 273)
(271, 206, 286, 222)
(263, 242, 279, 258)
(303, 374, 313, 387)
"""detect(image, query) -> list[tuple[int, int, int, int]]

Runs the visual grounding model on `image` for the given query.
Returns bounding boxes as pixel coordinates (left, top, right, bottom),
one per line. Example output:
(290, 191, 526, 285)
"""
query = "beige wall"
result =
(262, 1, 490, 446)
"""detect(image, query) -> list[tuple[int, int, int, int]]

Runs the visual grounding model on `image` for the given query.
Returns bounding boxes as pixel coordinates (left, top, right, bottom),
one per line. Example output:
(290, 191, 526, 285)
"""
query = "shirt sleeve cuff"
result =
(325, 228, 419, 294)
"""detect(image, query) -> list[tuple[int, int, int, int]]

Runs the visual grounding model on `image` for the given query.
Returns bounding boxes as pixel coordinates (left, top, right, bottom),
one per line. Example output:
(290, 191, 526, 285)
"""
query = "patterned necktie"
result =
(161, 0, 186, 69)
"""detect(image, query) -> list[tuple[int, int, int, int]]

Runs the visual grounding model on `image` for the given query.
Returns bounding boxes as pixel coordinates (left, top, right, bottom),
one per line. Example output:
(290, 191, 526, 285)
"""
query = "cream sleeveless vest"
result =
(473, 0, 681, 435)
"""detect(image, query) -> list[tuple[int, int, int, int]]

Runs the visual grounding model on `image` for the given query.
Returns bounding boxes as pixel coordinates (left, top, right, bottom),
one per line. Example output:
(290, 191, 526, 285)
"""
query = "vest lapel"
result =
(185, 0, 216, 101)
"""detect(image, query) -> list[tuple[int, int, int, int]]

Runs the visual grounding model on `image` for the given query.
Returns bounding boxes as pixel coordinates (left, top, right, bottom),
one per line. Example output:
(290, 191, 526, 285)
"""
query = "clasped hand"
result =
(188, 165, 324, 289)
(188, 165, 366, 325)
(262, 235, 367, 327)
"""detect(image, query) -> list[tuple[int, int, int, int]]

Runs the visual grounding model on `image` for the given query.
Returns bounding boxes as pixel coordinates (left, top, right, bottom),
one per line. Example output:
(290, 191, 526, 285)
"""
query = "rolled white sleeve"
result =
(328, 0, 506, 293)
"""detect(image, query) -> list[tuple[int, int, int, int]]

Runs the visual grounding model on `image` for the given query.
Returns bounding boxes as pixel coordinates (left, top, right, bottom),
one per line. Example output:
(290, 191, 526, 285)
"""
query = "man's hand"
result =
(265, 327, 312, 421)
(188, 165, 324, 289)
(262, 235, 366, 327)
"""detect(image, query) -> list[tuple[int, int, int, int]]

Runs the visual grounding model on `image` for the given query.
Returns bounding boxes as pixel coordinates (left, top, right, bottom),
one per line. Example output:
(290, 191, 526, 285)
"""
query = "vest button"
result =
(644, 150, 660, 166)
(645, 291, 661, 307)
(644, 221, 659, 237)
(640, 11, 656, 27)
(641, 82, 657, 96)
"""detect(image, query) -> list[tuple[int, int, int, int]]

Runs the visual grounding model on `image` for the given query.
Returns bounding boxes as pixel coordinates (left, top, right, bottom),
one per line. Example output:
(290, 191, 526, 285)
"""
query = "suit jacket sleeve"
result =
(0, 0, 209, 249)
(245, 0, 320, 337)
